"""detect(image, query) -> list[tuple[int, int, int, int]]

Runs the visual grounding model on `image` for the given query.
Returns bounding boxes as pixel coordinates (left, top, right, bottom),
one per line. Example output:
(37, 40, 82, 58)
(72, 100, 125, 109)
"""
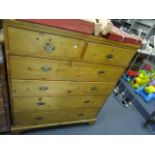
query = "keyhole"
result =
(68, 90, 72, 94)
(38, 98, 42, 101)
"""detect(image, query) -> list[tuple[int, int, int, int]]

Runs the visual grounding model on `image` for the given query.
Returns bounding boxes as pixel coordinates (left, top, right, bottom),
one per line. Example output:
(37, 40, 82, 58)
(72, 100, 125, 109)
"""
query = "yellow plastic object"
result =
(131, 72, 150, 89)
(144, 85, 155, 94)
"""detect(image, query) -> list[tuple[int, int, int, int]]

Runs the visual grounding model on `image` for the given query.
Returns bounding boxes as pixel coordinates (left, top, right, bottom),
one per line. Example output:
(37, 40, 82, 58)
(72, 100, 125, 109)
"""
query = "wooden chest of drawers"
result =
(3, 20, 139, 133)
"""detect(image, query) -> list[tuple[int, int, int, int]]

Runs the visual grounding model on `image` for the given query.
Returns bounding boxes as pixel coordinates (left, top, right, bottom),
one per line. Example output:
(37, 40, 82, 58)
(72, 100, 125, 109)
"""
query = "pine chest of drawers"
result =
(4, 20, 139, 133)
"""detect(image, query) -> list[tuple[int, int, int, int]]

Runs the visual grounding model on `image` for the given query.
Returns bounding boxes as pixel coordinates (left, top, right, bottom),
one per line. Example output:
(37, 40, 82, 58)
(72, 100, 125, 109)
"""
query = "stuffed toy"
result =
(85, 19, 113, 36)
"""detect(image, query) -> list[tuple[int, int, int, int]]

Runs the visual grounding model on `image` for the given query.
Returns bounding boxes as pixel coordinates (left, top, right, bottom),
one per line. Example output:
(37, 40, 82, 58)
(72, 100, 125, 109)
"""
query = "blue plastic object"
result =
(123, 75, 133, 82)
(136, 87, 155, 103)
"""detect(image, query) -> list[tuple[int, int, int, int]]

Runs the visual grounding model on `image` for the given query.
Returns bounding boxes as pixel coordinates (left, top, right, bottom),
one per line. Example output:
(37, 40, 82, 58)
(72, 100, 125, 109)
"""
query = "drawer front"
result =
(83, 42, 136, 66)
(8, 27, 85, 60)
(12, 96, 107, 112)
(11, 80, 115, 97)
(10, 56, 125, 82)
(13, 109, 99, 126)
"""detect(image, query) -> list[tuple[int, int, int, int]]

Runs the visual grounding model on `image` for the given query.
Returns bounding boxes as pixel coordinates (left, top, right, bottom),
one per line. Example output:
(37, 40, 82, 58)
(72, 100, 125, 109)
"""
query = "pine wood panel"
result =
(7, 27, 85, 60)
(12, 96, 107, 112)
(83, 42, 136, 66)
(11, 80, 115, 97)
(10, 55, 125, 82)
(12, 109, 99, 126)
(11, 118, 96, 134)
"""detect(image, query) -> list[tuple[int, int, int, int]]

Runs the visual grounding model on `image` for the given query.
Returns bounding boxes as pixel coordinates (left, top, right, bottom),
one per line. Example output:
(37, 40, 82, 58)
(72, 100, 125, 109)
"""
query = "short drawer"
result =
(12, 96, 107, 112)
(10, 56, 125, 82)
(11, 80, 115, 97)
(7, 27, 85, 60)
(13, 109, 99, 126)
(83, 42, 136, 66)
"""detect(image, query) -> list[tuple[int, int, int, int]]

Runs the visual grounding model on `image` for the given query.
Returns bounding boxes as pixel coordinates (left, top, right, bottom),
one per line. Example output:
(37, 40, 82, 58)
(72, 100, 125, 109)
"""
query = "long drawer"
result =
(11, 80, 115, 97)
(7, 27, 85, 60)
(83, 42, 136, 66)
(12, 96, 107, 112)
(10, 56, 125, 82)
(13, 109, 99, 126)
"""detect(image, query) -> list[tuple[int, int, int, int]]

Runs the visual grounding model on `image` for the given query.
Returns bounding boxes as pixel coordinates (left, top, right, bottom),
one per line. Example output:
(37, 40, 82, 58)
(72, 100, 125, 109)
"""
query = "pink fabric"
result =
(20, 19, 95, 35)
(104, 27, 142, 45)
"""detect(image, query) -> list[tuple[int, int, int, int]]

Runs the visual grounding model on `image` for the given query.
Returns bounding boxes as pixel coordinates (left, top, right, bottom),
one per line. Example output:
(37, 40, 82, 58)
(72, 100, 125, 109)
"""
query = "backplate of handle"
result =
(84, 100, 91, 104)
(35, 116, 43, 121)
(98, 70, 105, 76)
(106, 53, 113, 60)
(78, 113, 84, 117)
(91, 86, 97, 91)
(41, 65, 52, 72)
(39, 86, 48, 91)
(37, 102, 46, 106)
(44, 43, 55, 53)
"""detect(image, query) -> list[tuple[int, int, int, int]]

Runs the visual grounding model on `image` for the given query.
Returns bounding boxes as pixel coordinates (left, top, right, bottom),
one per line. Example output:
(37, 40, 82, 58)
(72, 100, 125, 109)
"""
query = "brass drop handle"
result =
(106, 54, 113, 60)
(91, 86, 97, 91)
(37, 102, 46, 106)
(41, 65, 52, 72)
(84, 100, 91, 104)
(44, 43, 55, 53)
(78, 113, 84, 117)
(35, 116, 43, 121)
(39, 86, 48, 91)
(98, 70, 105, 76)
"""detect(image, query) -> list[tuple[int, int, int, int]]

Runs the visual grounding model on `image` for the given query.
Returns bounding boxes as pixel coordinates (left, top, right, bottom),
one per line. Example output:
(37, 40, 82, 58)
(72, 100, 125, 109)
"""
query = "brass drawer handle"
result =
(41, 65, 52, 72)
(106, 54, 113, 60)
(35, 116, 43, 121)
(84, 100, 90, 104)
(44, 43, 55, 53)
(37, 102, 46, 106)
(98, 70, 105, 76)
(91, 86, 97, 91)
(39, 86, 48, 91)
(78, 113, 84, 117)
